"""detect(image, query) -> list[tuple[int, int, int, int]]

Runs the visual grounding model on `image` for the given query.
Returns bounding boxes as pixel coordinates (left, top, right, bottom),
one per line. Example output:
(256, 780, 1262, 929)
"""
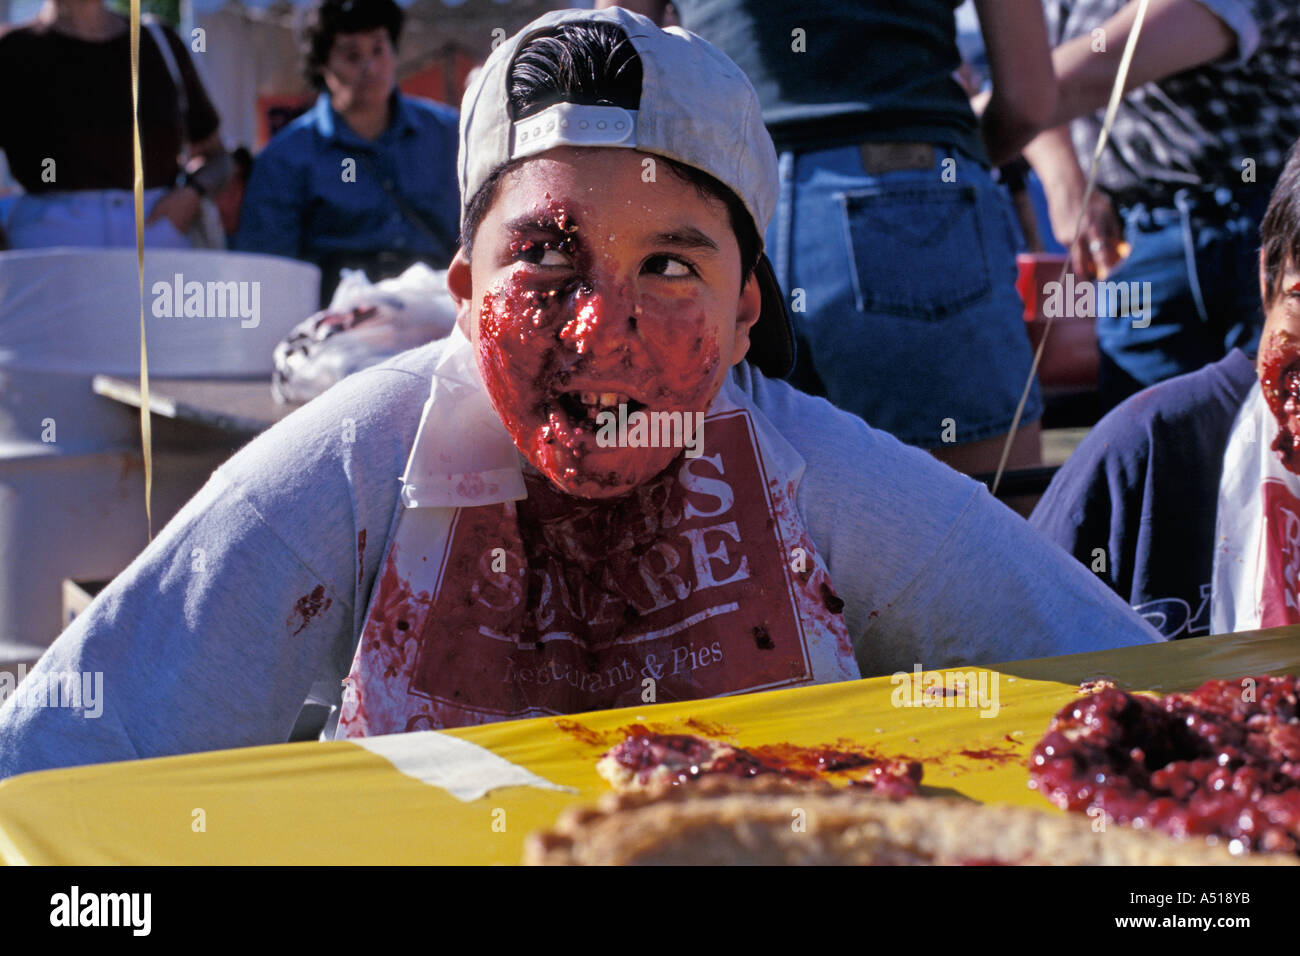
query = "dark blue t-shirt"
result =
(1030, 350, 1257, 638)
(670, 0, 985, 160)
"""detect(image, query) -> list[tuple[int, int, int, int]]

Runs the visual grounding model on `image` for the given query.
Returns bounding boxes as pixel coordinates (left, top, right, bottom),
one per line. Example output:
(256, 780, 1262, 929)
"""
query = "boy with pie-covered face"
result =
(455, 149, 758, 498)
(0, 9, 1157, 776)
(1033, 138, 1300, 639)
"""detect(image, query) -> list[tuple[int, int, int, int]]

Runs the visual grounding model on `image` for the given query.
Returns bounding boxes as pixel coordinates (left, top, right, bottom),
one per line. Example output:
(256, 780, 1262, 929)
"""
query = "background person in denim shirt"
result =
(601, 0, 1056, 479)
(233, 0, 459, 303)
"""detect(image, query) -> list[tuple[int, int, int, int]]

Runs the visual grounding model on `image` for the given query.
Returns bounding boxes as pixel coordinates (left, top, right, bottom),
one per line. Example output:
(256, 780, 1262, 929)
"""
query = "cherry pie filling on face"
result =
(1259, 329, 1300, 472)
(1029, 677, 1300, 854)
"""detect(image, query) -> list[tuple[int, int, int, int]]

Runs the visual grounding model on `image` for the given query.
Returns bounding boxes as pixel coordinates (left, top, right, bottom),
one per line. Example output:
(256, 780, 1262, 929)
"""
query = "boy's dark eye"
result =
(644, 255, 694, 278)
(511, 240, 570, 267)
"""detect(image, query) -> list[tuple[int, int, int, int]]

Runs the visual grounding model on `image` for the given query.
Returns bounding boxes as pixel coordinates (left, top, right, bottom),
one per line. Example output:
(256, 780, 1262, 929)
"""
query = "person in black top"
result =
(0, 0, 230, 248)
(1032, 137, 1300, 637)
(600, 0, 1058, 480)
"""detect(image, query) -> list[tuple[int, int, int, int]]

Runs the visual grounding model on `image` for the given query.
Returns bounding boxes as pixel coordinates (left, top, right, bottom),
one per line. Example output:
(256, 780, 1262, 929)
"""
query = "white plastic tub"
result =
(0, 248, 319, 654)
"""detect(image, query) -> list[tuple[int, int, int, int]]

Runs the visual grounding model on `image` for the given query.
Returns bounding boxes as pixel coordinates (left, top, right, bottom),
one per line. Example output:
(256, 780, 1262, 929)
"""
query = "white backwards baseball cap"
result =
(457, 5, 795, 379)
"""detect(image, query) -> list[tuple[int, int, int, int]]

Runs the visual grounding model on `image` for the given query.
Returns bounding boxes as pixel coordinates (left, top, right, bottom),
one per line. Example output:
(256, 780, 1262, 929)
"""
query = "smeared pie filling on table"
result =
(526, 676, 1300, 864)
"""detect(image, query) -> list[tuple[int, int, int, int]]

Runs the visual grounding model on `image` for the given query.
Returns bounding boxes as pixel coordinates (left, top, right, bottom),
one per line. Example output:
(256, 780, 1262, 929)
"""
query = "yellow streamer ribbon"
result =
(130, 0, 153, 538)
(992, 0, 1151, 496)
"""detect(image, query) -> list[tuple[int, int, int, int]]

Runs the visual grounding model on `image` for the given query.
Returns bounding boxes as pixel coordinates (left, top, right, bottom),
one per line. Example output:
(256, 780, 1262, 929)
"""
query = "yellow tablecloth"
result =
(1, 627, 1297, 864)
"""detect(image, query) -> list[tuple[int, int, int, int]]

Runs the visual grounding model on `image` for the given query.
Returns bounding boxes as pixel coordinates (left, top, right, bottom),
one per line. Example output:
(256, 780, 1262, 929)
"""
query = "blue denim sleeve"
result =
(232, 138, 310, 259)
(0, 355, 432, 780)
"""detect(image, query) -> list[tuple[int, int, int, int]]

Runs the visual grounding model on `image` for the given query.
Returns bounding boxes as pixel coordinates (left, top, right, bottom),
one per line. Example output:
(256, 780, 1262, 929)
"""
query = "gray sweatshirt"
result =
(0, 338, 1158, 779)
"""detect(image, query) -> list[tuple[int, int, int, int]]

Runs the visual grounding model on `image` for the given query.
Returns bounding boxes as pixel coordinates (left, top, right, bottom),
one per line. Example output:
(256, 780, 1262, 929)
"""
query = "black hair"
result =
(302, 0, 404, 92)
(1262, 139, 1300, 306)
(461, 21, 761, 282)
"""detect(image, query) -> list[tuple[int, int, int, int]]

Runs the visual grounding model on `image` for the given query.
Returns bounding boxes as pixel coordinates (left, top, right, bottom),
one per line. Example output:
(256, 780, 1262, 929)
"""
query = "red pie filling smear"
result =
(603, 730, 923, 798)
(1259, 330, 1300, 473)
(476, 204, 721, 499)
(1029, 677, 1300, 854)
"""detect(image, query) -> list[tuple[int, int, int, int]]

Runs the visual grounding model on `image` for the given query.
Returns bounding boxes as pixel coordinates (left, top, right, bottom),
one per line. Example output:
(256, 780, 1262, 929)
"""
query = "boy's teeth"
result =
(576, 391, 633, 407)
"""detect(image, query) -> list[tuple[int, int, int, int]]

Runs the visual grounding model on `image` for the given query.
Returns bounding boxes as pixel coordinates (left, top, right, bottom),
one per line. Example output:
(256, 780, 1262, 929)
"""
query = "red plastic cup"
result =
(1015, 253, 1069, 322)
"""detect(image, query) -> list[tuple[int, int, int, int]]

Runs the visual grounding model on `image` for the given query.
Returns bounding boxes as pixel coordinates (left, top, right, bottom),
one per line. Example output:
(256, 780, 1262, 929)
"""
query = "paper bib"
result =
(1210, 381, 1300, 632)
(338, 372, 859, 736)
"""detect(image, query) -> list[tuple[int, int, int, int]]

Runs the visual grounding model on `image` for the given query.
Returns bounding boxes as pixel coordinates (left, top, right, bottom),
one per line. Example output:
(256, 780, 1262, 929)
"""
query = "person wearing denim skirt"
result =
(770, 143, 1042, 465)
(602, 0, 1057, 476)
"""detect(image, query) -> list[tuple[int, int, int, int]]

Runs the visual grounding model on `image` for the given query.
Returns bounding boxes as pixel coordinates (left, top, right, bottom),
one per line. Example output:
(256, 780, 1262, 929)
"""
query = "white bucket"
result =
(0, 447, 230, 658)
(0, 248, 319, 654)
(0, 248, 318, 450)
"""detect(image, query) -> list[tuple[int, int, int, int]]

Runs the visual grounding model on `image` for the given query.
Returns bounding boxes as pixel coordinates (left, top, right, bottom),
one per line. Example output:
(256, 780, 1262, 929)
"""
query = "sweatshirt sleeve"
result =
(1030, 433, 1136, 600)
(0, 357, 428, 781)
(744, 371, 1160, 678)
(805, 426, 1160, 677)
(0, 471, 353, 779)
(868, 479, 1162, 675)
(1029, 389, 1165, 608)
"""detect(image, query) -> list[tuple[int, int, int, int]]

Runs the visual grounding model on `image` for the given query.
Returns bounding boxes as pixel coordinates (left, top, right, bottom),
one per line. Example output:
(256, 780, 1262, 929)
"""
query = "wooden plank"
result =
(92, 374, 296, 435)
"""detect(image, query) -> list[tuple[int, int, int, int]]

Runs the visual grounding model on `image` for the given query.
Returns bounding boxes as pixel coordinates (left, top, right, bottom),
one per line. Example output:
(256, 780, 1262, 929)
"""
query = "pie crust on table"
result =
(523, 777, 1298, 866)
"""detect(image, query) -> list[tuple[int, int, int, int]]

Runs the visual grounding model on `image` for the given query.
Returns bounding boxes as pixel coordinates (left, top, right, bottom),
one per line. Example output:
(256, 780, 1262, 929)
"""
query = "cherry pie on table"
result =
(525, 675, 1300, 865)
(1030, 676, 1300, 855)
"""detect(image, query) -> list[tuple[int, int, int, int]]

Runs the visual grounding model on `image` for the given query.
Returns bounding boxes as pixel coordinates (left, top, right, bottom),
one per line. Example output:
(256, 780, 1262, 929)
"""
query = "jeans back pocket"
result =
(839, 183, 991, 321)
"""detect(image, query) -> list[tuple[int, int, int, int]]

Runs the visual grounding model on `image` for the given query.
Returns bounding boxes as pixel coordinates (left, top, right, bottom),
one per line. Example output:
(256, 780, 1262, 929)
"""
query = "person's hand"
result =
(146, 186, 203, 236)
(1044, 181, 1125, 280)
